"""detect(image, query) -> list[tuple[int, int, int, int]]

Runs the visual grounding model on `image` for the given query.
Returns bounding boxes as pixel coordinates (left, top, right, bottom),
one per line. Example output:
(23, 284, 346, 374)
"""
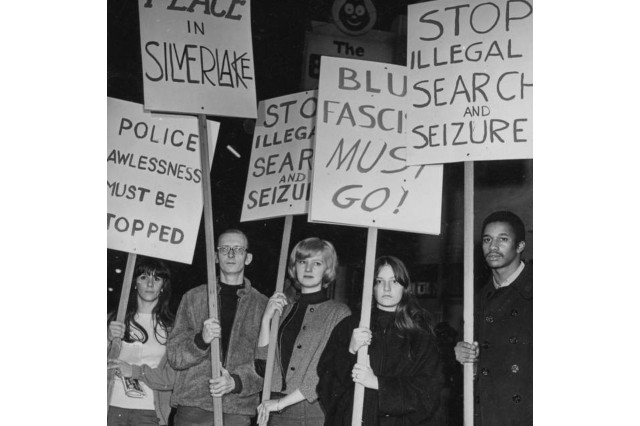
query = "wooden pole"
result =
(107, 252, 137, 407)
(261, 215, 294, 402)
(463, 161, 475, 426)
(351, 227, 378, 426)
(198, 114, 224, 426)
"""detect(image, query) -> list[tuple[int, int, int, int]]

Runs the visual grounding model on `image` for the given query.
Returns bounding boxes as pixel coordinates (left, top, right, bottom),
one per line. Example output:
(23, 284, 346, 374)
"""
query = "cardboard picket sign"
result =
(310, 56, 443, 235)
(137, 0, 257, 118)
(405, 0, 533, 165)
(241, 91, 317, 222)
(107, 97, 218, 263)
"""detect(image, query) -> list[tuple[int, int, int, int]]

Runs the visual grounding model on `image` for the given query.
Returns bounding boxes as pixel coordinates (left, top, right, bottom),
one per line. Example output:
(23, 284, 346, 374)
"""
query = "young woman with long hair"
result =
(317, 255, 444, 425)
(107, 257, 176, 426)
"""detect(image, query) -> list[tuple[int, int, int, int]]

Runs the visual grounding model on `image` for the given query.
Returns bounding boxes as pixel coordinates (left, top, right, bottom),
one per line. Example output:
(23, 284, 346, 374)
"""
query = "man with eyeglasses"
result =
(167, 229, 268, 426)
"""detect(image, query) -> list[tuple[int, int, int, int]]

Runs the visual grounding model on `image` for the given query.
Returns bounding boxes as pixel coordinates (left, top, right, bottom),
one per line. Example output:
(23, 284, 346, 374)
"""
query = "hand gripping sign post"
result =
(310, 56, 444, 425)
(136, 1, 259, 423)
(405, 2, 533, 424)
(107, 97, 218, 405)
(240, 91, 318, 402)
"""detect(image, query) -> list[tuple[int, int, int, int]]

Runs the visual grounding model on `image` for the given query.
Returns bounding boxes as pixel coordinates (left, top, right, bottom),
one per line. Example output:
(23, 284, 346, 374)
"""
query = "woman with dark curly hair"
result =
(317, 255, 445, 426)
(107, 257, 176, 426)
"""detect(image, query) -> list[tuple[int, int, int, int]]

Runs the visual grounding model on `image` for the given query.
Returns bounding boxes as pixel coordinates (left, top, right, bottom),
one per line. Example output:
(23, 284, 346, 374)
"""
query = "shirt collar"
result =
(493, 261, 525, 289)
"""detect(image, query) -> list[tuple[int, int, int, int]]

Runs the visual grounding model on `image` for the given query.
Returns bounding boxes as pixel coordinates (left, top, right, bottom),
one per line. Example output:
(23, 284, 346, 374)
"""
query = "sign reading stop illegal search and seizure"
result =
(406, 0, 533, 164)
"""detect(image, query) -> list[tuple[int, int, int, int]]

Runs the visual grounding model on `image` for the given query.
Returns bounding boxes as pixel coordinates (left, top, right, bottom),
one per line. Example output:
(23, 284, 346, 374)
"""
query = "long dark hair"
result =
(108, 257, 175, 344)
(374, 256, 434, 356)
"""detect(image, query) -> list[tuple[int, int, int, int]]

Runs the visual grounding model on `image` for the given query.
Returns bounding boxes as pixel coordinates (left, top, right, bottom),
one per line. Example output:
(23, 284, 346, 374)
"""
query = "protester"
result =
(255, 237, 351, 425)
(317, 255, 444, 425)
(107, 257, 176, 426)
(454, 211, 532, 425)
(167, 229, 268, 426)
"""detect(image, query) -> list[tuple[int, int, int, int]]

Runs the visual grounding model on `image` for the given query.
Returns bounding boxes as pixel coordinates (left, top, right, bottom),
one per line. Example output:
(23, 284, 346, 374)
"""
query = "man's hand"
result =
(202, 318, 221, 344)
(454, 341, 479, 364)
(209, 367, 235, 397)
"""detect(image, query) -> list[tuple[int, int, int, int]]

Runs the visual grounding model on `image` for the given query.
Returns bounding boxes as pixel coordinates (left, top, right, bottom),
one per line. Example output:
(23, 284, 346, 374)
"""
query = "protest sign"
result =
(107, 97, 219, 263)
(137, 0, 257, 118)
(241, 91, 317, 222)
(406, 0, 533, 164)
(310, 56, 443, 235)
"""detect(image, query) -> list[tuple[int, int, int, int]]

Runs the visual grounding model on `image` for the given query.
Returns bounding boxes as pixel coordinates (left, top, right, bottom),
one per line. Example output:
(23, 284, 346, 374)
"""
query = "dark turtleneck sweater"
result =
(278, 290, 327, 390)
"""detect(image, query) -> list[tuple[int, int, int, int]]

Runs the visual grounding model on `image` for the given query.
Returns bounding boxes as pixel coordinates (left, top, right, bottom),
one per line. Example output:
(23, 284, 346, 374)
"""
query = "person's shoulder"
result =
(183, 284, 207, 299)
(324, 299, 351, 313)
(246, 285, 269, 301)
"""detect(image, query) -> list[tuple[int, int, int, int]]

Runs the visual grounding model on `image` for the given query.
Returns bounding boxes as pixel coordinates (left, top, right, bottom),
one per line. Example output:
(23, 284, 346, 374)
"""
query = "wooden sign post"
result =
(261, 215, 294, 401)
(463, 162, 475, 425)
(107, 252, 137, 407)
(197, 115, 224, 426)
(351, 227, 378, 426)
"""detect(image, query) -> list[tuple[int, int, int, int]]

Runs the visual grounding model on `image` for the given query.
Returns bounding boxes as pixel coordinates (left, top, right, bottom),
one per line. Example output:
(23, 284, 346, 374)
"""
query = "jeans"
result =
(108, 406, 159, 426)
(174, 406, 251, 426)
(269, 400, 324, 426)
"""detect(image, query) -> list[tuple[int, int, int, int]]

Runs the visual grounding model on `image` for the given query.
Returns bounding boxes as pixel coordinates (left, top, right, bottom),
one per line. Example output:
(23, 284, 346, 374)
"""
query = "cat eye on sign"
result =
(217, 246, 247, 256)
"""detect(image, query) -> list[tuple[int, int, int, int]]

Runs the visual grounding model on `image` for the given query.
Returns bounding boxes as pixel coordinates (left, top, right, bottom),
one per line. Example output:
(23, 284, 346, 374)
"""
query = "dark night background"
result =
(107, 0, 533, 335)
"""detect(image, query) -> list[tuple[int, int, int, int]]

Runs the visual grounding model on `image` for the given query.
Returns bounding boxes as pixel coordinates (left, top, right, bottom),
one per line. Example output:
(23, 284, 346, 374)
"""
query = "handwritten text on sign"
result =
(310, 57, 442, 235)
(107, 97, 219, 264)
(241, 91, 317, 222)
(406, 0, 533, 164)
(138, 0, 257, 118)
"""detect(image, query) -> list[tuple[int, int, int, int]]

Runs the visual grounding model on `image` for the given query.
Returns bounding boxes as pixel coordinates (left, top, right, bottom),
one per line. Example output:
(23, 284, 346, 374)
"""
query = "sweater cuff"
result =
(194, 331, 209, 351)
(231, 374, 243, 394)
(131, 364, 143, 380)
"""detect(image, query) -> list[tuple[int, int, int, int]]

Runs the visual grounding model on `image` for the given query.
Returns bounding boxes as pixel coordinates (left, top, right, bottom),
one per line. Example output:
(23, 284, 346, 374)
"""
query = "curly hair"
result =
(287, 237, 338, 289)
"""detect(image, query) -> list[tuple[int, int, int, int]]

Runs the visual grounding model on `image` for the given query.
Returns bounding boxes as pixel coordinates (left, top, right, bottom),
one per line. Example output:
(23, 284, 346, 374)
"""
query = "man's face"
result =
(482, 221, 525, 272)
(216, 232, 252, 275)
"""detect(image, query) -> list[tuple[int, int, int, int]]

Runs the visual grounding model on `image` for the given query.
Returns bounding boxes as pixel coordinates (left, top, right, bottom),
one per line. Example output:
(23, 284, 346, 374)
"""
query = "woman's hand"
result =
(107, 358, 133, 378)
(256, 399, 281, 425)
(262, 292, 288, 323)
(108, 321, 125, 342)
(352, 362, 378, 390)
(349, 327, 372, 354)
(202, 318, 221, 344)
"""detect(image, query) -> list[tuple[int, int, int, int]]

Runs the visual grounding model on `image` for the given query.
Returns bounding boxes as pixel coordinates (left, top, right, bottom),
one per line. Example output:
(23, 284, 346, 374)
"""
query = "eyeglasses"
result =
(217, 246, 247, 256)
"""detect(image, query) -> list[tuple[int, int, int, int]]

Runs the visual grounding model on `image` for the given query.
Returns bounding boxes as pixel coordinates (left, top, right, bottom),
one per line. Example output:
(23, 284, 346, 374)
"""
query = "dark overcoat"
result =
(317, 308, 444, 426)
(475, 265, 533, 426)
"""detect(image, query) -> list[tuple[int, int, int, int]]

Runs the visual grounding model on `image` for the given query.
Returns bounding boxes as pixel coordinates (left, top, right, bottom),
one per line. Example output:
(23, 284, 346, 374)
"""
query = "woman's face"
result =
(374, 264, 404, 312)
(294, 252, 326, 293)
(136, 271, 164, 304)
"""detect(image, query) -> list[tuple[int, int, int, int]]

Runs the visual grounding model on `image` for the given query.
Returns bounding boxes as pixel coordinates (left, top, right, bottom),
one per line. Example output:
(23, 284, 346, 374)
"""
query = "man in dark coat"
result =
(454, 211, 532, 426)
